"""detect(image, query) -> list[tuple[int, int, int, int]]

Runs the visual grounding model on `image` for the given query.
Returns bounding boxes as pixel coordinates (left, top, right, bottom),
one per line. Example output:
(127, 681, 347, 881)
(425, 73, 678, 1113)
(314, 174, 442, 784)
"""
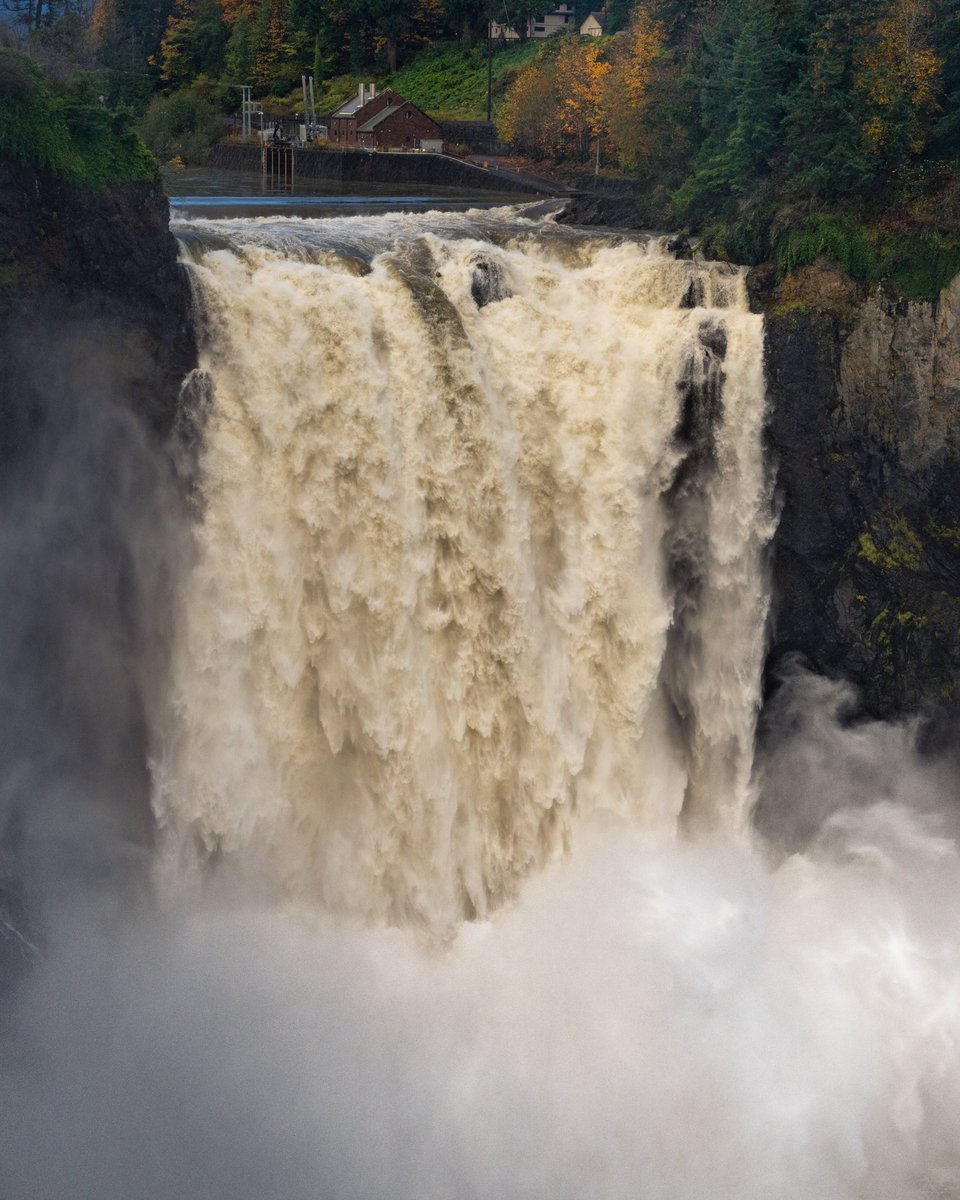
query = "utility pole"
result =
(486, 15, 493, 122)
(241, 85, 254, 140)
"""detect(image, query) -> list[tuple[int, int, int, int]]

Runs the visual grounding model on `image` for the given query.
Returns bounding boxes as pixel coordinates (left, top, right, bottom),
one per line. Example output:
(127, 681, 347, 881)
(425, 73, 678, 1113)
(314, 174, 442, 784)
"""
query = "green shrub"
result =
(389, 41, 545, 121)
(138, 83, 224, 164)
(0, 49, 158, 188)
(878, 231, 960, 300)
(775, 213, 960, 300)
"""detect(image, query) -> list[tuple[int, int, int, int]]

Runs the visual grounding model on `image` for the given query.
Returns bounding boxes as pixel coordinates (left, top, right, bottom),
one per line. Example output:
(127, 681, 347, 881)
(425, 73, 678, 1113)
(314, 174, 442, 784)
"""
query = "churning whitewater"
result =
(8, 208, 960, 1200)
(156, 210, 771, 927)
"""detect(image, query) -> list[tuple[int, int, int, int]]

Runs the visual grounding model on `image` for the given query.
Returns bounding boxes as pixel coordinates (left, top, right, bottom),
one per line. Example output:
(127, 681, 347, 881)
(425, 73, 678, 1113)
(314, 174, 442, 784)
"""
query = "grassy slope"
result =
(389, 41, 542, 120)
(314, 40, 544, 122)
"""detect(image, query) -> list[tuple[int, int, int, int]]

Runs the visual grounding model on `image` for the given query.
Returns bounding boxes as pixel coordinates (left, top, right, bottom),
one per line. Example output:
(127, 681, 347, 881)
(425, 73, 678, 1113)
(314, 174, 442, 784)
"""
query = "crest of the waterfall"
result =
(153, 212, 773, 930)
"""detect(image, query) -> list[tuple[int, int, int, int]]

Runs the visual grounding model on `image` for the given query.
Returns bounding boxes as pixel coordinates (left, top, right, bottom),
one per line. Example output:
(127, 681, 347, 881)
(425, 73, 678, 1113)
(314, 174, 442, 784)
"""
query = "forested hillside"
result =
(500, 1, 960, 295)
(2, 0, 958, 292)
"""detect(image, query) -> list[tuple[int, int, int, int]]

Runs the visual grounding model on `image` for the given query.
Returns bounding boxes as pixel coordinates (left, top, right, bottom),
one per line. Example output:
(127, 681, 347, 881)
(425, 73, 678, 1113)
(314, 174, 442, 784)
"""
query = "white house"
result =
(579, 10, 608, 35)
(490, 4, 577, 40)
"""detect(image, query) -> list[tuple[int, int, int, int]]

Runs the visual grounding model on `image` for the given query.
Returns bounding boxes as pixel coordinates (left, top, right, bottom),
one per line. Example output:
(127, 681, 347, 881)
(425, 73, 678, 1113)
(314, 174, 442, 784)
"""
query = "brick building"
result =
(329, 84, 443, 152)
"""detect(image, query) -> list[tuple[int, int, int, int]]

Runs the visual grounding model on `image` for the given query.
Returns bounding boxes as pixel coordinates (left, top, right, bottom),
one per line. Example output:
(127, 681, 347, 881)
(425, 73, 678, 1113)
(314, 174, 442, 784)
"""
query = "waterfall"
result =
(154, 210, 773, 929)
(8, 208, 960, 1200)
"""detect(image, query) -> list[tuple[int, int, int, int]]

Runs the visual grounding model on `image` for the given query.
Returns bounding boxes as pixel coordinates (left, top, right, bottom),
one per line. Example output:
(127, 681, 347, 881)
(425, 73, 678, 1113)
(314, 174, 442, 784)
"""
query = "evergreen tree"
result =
(673, 0, 789, 218)
(930, 0, 960, 159)
(160, 0, 227, 87)
(781, 0, 881, 201)
(222, 8, 255, 81)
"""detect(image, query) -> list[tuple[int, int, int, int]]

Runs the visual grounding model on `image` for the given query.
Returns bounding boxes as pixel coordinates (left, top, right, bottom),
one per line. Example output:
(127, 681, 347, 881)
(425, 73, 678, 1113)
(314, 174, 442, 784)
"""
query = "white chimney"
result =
(369, 83, 376, 99)
(358, 82, 365, 105)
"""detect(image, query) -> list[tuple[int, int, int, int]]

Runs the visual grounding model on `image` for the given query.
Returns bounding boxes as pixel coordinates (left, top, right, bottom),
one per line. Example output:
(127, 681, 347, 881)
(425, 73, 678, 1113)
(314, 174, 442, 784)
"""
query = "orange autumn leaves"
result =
(501, 0, 946, 171)
(855, 0, 942, 154)
(499, 37, 608, 159)
(498, 8, 666, 165)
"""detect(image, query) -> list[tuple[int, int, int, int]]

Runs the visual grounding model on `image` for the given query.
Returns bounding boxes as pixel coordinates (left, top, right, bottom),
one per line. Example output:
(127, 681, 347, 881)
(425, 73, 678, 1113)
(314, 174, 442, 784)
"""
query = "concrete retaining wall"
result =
(206, 143, 548, 195)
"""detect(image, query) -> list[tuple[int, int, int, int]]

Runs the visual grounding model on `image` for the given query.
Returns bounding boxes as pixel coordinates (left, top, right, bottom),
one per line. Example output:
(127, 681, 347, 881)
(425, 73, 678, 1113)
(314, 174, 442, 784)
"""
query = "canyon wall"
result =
(0, 157, 196, 985)
(758, 265, 960, 720)
(0, 159, 195, 457)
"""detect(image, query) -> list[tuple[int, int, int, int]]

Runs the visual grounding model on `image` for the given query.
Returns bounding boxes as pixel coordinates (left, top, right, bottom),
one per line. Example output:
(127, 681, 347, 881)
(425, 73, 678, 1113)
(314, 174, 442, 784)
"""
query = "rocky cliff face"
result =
(0, 159, 195, 459)
(0, 158, 196, 987)
(759, 264, 960, 719)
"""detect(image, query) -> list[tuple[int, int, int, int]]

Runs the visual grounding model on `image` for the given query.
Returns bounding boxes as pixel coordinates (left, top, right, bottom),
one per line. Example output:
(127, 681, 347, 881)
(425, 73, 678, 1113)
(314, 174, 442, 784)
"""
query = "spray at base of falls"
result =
(3, 210, 960, 1200)
(153, 212, 773, 928)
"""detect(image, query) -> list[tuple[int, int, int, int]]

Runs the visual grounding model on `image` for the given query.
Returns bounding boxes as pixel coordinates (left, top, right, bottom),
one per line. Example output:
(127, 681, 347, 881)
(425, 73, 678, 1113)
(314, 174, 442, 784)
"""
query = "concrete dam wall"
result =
(205, 143, 552, 195)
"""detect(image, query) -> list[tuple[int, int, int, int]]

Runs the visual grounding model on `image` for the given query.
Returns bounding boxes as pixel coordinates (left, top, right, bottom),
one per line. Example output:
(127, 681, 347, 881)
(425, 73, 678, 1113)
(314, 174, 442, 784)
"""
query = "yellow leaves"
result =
(554, 38, 609, 139)
(498, 38, 609, 156)
(616, 7, 661, 108)
(854, 0, 942, 153)
(603, 5, 665, 171)
(497, 5, 666, 167)
(498, 59, 561, 155)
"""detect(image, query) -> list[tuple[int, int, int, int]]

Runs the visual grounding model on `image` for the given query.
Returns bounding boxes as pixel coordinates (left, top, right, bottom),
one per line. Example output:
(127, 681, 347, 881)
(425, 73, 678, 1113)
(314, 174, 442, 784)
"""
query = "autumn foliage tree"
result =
(498, 49, 561, 156)
(499, 35, 610, 160)
(500, 14, 682, 168)
(854, 0, 942, 165)
(602, 5, 664, 171)
(553, 36, 608, 157)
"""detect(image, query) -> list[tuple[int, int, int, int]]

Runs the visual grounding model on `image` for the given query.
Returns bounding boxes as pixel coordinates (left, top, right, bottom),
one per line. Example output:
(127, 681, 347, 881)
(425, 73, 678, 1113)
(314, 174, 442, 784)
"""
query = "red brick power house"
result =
(329, 84, 443, 152)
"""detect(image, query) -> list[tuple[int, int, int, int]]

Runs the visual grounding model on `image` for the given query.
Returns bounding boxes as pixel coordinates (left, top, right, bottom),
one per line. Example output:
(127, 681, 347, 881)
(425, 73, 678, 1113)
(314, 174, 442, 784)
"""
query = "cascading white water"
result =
(154, 209, 773, 929)
(8, 209, 960, 1200)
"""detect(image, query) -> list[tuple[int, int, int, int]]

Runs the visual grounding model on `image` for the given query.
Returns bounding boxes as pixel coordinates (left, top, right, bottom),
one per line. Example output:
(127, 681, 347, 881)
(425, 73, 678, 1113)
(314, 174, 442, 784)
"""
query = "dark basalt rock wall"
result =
(0, 159, 195, 459)
(757, 263, 960, 720)
(0, 158, 196, 987)
(555, 192, 647, 229)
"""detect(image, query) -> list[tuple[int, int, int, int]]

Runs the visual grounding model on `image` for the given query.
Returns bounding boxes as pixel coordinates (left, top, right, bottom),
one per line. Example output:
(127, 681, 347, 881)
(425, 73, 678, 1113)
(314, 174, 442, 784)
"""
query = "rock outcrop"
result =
(0, 158, 195, 460)
(0, 157, 196, 988)
(760, 263, 960, 719)
(555, 192, 646, 228)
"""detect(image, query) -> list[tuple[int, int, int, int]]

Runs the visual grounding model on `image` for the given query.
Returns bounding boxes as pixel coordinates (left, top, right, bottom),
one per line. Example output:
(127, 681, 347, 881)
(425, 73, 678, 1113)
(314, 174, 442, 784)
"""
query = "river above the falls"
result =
(162, 165, 526, 220)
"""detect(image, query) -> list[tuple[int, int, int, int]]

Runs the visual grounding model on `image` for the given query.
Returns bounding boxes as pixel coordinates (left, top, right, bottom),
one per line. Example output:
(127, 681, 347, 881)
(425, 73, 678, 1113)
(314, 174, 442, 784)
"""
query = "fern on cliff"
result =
(775, 213, 960, 299)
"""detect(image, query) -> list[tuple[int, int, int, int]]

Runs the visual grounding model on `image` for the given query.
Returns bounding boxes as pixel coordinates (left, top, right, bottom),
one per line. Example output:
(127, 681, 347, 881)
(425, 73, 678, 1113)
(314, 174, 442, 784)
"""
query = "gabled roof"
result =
(583, 10, 607, 27)
(332, 95, 363, 118)
(358, 105, 401, 133)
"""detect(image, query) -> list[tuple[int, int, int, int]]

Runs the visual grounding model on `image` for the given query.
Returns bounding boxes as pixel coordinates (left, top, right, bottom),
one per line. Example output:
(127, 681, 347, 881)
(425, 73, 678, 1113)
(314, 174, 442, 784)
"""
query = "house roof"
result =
(332, 95, 363, 118)
(583, 10, 607, 27)
(358, 105, 402, 133)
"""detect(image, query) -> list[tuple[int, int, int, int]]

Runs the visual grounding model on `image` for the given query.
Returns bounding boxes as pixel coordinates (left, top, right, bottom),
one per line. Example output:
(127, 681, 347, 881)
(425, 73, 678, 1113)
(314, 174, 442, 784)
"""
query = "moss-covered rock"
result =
(761, 267, 960, 719)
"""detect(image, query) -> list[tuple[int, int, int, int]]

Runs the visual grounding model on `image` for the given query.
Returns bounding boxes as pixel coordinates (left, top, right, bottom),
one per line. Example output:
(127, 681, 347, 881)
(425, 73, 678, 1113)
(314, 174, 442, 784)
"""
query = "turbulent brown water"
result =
(156, 210, 771, 928)
(3, 208, 960, 1200)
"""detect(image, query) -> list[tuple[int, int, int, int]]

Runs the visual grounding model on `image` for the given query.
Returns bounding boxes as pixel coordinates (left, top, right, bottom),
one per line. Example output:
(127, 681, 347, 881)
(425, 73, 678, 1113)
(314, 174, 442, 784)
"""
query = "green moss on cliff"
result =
(0, 50, 158, 189)
(857, 515, 924, 572)
(844, 510, 960, 709)
(773, 213, 960, 302)
(777, 216, 875, 284)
